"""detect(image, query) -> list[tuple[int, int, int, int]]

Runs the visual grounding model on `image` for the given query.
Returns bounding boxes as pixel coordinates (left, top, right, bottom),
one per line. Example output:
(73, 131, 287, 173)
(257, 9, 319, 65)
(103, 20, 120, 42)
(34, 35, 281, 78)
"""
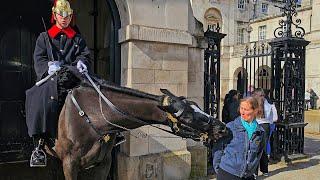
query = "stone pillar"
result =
(186, 11, 209, 178)
(117, 1, 196, 179)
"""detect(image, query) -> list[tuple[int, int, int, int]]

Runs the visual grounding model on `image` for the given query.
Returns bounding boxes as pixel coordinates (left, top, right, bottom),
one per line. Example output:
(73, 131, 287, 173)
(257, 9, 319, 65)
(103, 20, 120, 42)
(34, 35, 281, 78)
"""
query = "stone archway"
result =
(255, 65, 271, 90)
(71, 0, 121, 84)
(204, 7, 223, 31)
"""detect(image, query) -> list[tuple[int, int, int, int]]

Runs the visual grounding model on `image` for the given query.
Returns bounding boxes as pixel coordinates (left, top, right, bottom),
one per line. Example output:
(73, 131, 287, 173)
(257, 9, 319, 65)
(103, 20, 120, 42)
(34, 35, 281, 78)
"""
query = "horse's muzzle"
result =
(208, 119, 229, 141)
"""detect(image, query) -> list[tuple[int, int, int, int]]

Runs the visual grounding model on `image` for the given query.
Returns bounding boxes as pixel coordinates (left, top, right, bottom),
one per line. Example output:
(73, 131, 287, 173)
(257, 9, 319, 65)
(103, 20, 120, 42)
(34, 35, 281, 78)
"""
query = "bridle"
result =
(160, 94, 210, 142)
(70, 72, 210, 143)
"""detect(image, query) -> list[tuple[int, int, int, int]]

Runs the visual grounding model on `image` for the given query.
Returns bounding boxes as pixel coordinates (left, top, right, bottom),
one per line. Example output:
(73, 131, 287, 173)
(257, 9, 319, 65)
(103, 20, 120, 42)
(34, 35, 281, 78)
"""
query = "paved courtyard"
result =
(262, 132, 320, 180)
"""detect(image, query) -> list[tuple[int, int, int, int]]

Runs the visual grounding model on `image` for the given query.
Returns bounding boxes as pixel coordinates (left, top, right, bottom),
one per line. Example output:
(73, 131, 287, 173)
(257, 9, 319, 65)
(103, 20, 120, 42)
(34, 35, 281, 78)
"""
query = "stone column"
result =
(117, 1, 196, 179)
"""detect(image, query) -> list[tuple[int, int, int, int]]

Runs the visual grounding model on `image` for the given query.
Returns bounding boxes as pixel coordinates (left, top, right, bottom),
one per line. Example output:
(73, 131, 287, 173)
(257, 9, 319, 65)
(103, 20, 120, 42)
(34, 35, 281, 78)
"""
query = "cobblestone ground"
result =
(209, 132, 320, 180)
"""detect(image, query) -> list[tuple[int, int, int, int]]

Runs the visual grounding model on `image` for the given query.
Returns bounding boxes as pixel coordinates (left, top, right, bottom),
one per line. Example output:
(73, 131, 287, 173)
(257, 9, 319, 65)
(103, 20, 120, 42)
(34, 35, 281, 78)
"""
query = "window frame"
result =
(237, 28, 245, 44)
(261, 3, 268, 14)
(238, 0, 246, 10)
(258, 25, 267, 41)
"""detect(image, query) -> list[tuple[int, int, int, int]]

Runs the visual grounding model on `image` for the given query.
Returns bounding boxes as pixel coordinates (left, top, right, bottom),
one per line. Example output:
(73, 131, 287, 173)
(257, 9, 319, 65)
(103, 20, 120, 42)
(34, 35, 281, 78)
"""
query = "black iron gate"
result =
(242, 0, 309, 161)
(241, 41, 272, 95)
(204, 24, 226, 118)
(204, 24, 226, 175)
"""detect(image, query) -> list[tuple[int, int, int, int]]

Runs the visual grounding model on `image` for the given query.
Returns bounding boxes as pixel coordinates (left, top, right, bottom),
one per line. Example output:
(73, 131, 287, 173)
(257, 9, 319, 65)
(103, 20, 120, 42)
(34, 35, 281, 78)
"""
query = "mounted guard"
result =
(25, 0, 90, 167)
(24, 1, 231, 176)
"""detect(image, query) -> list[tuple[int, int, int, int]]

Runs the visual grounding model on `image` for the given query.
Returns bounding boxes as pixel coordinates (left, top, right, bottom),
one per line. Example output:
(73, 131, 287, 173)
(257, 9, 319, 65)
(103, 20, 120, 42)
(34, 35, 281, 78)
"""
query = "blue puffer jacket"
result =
(212, 117, 265, 178)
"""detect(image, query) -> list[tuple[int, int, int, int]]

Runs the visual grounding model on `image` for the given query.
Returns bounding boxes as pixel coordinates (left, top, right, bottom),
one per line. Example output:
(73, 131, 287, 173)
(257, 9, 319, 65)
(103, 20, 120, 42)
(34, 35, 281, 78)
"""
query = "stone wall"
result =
(119, 25, 191, 96)
(116, 0, 207, 179)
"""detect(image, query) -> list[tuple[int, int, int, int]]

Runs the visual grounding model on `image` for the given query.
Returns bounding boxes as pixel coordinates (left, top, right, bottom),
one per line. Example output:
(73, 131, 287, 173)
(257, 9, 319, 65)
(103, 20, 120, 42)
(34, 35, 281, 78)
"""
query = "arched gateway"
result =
(0, 0, 121, 177)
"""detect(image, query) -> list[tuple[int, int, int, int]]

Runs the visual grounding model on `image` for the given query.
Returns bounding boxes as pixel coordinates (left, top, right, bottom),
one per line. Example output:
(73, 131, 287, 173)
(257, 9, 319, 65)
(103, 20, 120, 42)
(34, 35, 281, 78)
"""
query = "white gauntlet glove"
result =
(77, 60, 87, 73)
(48, 61, 61, 75)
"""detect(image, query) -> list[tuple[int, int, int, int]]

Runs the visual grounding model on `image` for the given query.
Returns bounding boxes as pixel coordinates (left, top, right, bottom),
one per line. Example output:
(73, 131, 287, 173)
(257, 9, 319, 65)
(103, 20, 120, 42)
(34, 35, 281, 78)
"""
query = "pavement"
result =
(263, 132, 320, 180)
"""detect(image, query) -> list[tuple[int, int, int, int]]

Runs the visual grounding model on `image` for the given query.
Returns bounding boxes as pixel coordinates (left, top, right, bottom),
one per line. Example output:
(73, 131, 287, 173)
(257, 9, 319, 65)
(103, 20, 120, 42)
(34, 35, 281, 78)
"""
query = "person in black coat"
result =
(222, 90, 241, 124)
(309, 88, 319, 109)
(25, 0, 91, 167)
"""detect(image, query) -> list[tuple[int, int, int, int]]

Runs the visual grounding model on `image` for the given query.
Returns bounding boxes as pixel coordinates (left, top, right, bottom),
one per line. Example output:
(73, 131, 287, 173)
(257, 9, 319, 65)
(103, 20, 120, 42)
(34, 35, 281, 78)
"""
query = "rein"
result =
(69, 72, 209, 143)
(76, 72, 181, 137)
(69, 91, 112, 142)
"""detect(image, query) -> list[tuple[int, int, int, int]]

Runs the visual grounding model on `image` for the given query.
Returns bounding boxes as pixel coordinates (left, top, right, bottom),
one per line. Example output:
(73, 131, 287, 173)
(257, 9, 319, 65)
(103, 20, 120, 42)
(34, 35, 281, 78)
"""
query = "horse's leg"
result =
(92, 136, 116, 180)
(62, 155, 79, 180)
(57, 103, 80, 180)
(92, 153, 112, 180)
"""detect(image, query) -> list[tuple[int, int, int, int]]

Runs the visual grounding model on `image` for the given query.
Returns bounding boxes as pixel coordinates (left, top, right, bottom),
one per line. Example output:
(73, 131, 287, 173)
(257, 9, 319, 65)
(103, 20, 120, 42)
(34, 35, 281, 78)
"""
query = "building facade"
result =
(192, 0, 320, 108)
(1, 0, 319, 179)
(0, 0, 207, 179)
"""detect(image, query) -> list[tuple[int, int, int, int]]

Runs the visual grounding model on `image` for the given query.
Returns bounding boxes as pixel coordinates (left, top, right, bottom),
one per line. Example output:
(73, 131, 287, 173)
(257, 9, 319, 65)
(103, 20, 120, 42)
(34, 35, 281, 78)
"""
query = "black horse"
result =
(46, 80, 227, 180)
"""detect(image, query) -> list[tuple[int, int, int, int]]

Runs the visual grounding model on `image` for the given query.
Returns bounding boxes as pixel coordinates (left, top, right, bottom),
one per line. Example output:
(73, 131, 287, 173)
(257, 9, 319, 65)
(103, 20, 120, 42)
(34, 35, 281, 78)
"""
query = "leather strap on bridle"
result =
(70, 72, 209, 142)
(69, 90, 112, 142)
(82, 72, 184, 136)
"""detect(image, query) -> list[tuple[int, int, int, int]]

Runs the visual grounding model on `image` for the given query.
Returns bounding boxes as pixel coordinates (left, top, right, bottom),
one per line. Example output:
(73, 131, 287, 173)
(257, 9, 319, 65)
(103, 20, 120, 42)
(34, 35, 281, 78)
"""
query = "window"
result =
(238, 0, 246, 10)
(258, 25, 267, 41)
(261, 3, 268, 14)
(237, 28, 245, 44)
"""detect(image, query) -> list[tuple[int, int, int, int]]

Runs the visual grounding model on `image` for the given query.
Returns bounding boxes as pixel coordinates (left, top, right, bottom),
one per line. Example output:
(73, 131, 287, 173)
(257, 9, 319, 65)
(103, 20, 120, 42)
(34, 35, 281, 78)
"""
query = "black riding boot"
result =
(30, 138, 47, 167)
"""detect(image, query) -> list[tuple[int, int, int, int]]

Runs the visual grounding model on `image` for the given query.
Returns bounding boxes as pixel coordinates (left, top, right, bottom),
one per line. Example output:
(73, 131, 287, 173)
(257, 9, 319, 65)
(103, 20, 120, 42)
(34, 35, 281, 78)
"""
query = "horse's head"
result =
(158, 89, 230, 144)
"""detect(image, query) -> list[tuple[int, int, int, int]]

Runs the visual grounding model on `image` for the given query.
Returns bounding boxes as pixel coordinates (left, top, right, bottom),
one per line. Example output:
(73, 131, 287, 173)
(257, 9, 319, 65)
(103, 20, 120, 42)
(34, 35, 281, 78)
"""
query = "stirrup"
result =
(30, 148, 47, 167)
(30, 139, 47, 167)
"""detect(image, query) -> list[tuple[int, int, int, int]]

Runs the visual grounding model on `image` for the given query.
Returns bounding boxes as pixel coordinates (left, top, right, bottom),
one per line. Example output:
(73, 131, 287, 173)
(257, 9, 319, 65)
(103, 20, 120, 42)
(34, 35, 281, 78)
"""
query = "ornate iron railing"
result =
(203, 24, 226, 118)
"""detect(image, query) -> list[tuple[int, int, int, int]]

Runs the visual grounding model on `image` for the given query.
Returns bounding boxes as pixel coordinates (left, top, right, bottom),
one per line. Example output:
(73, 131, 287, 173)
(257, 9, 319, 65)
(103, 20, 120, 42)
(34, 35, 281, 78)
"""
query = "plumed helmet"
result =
(52, 0, 73, 18)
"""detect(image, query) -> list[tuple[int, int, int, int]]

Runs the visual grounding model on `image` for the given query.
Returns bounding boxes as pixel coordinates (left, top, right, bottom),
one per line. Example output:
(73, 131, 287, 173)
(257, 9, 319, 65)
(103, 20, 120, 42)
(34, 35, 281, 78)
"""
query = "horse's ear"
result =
(160, 89, 169, 95)
(160, 89, 176, 98)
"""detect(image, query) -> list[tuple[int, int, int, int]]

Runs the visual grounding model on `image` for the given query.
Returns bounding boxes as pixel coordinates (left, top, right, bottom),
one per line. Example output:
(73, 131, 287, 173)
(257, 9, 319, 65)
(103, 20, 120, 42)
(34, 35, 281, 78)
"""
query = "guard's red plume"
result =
(50, 0, 58, 24)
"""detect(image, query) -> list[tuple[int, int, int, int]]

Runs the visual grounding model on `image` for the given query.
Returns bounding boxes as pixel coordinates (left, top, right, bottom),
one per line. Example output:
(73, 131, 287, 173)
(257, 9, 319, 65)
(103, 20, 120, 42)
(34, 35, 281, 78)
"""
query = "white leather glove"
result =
(48, 61, 61, 75)
(77, 60, 87, 73)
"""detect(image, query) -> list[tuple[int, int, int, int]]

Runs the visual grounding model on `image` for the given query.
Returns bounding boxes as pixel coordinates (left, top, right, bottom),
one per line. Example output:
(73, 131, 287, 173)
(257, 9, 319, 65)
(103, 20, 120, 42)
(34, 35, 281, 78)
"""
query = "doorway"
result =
(71, 0, 121, 84)
(0, 0, 121, 163)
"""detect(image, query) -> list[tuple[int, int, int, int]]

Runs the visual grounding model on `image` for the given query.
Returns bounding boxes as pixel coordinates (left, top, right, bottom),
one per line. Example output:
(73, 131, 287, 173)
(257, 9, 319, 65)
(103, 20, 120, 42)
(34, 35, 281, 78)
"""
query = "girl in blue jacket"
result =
(213, 96, 265, 180)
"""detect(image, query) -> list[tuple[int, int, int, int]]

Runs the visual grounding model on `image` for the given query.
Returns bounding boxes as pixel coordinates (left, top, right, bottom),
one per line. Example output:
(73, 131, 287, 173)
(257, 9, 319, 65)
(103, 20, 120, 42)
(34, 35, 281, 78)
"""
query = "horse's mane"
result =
(80, 78, 162, 101)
